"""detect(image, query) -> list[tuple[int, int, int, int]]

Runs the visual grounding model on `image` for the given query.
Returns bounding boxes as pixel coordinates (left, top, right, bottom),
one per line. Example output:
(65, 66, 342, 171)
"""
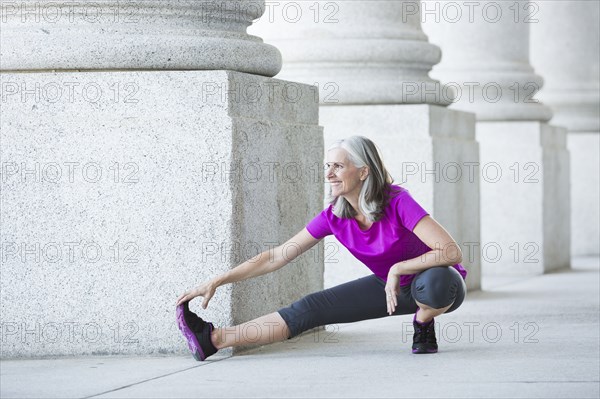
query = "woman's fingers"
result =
(386, 297, 389, 314)
(202, 290, 215, 309)
(386, 292, 395, 315)
(387, 300, 391, 315)
(176, 283, 213, 307)
(177, 287, 211, 307)
(176, 291, 195, 307)
(176, 295, 186, 307)
(385, 290, 398, 315)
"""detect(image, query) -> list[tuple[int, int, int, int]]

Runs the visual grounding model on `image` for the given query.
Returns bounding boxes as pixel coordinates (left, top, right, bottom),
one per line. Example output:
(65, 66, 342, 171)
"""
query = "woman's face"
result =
(325, 148, 367, 200)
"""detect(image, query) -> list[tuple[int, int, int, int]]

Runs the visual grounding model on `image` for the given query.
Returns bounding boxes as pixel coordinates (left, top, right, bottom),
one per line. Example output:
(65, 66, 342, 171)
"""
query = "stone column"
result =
(0, 0, 281, 75)
(252, 0, 481, 291)
(253, 0, 452, 105)
(530, 0, 600, 256)
(423, 0, 570, 276)
(421, 0, 552, 121)
(0, 0, 324, 358)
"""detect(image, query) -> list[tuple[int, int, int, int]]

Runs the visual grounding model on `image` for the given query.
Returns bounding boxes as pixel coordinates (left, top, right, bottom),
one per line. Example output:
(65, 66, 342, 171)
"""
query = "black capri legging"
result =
(277, 266, 466, 339)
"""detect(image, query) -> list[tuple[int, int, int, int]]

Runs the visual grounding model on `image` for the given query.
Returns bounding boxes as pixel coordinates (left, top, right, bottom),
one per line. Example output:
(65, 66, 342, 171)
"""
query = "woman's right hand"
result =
(176, 280, 217, 309)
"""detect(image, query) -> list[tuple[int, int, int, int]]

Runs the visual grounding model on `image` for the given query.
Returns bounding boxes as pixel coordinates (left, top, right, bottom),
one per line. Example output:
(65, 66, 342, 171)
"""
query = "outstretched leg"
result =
(212, 274, 417, 349)
(210, 312, 290, 350)
(276, 274, 417, 340)
(180, 270, 466, 359)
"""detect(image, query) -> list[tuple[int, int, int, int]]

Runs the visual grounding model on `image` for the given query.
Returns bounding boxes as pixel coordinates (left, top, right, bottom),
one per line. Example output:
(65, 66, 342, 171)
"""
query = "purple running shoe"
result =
(176, 302, 218, 361)
(412, 318, 438, 354)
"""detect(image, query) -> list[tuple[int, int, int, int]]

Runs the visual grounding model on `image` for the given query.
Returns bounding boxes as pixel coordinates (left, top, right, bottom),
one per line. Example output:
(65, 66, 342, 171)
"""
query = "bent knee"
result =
(411, 267, 464, 309)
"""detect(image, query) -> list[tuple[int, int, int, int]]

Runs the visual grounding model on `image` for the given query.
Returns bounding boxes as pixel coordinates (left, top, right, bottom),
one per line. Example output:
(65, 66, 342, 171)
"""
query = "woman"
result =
(176, 136, 467, 360)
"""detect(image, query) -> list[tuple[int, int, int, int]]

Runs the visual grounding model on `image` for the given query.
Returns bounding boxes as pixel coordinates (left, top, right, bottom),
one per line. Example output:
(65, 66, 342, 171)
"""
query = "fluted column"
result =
(530, 0, 600, 256)
(423, 0, 571, 276)
(253, 1, 481, 291)
(0, 0, 324, 358)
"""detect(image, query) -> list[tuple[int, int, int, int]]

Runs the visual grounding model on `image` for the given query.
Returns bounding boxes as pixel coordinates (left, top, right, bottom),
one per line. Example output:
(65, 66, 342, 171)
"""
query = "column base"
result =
(568, 132, 600, 256)
(0, 70, 323, 358)
(477, 122, 570, 275)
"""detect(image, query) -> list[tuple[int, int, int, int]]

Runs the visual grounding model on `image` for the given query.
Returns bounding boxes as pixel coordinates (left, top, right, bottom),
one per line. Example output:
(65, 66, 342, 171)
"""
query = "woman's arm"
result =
(213, 228, 321, 287)
(389, 215, 463, 277)
(176, 228, 321, 307)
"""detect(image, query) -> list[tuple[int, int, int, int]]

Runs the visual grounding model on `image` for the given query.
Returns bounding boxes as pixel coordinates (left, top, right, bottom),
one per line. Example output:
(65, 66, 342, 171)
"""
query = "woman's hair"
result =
(327, 136, 394, 222)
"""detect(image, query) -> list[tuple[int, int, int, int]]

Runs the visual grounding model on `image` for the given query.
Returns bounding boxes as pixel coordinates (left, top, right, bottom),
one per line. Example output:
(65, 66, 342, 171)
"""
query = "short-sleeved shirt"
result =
(306, 185, 468, 286)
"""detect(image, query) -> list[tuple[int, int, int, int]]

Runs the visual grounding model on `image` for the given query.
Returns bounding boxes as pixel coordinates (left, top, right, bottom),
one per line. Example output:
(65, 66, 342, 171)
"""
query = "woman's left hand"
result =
(384, 271, 400, 315)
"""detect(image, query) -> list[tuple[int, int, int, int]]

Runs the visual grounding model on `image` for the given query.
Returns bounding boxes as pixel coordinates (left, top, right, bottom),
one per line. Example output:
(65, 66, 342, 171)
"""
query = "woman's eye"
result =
(324, 163, 343, 171)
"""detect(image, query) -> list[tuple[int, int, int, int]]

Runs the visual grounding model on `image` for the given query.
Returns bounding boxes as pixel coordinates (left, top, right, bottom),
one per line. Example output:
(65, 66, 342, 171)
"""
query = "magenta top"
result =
(306, 185, 468, 286)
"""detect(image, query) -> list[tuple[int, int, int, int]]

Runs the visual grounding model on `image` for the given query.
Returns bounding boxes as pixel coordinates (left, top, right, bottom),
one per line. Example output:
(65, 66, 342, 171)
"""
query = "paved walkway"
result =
(1, 256, 599, 398)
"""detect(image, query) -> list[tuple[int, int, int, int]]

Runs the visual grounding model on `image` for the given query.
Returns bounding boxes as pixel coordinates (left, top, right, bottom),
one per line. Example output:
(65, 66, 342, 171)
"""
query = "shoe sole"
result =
(176, 304, 207, 361)
(412, 348, 438, 354)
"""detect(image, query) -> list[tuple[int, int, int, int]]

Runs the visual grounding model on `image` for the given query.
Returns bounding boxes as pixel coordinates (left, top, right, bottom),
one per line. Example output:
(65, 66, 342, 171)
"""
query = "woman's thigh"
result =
(277, 274, 418, 338)
(410, 266, 467, 313)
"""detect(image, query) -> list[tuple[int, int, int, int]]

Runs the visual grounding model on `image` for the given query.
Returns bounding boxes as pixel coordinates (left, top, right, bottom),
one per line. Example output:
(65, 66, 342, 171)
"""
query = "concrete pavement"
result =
(1, 256, 599, 398)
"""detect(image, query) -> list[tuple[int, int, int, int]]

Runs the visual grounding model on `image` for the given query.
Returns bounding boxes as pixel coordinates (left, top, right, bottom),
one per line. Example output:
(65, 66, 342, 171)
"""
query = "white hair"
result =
(327, 136, 394, 222)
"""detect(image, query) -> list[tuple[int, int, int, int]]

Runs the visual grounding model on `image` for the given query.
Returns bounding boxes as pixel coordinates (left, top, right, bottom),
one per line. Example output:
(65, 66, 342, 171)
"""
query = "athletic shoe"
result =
(412, 318, 438, 354)
(176, 302, 218, 361)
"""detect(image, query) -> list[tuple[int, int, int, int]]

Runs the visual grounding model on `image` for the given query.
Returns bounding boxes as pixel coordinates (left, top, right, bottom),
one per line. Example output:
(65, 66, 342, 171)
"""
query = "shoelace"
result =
(414, 322, 437, 343)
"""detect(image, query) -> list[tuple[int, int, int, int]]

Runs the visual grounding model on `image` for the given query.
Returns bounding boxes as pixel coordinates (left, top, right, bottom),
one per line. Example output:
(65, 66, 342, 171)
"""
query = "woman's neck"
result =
(344, 194, 358, 213)
(344, 194, 367, 221)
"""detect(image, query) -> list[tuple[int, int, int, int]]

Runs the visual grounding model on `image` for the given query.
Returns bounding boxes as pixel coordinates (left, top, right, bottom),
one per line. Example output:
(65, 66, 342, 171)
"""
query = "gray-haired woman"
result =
(176, 136, 467, 360)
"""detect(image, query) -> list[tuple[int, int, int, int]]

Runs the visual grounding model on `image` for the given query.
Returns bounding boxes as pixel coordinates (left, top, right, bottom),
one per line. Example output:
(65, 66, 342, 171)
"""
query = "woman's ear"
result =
(360, 166, 369, 181)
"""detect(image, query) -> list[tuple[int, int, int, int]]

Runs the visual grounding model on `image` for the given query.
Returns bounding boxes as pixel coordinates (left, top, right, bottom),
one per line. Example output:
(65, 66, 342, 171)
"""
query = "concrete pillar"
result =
(530, 0, 600, 256)
(423, 0, 570, 276)
(0, 0, 281, 76)
(253, 0, 452, 105)
(0, 0, 324, 358)
(252, 0, 481, 291)
(421, 0, 552, 121)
